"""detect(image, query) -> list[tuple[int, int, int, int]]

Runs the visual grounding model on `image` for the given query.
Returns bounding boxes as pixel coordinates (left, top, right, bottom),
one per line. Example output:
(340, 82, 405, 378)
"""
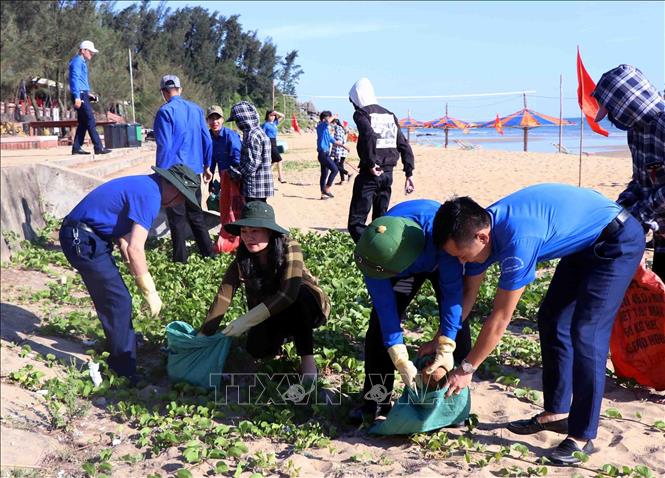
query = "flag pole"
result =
(578, 108, 583, 186)
(558, 74, 563, 153)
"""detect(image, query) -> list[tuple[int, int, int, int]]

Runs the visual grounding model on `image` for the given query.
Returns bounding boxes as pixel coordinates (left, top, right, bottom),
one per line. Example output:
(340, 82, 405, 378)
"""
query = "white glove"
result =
(387, 344, 418, 390)
(222, 303, 271, 337)
(424, 336, 456, 375)
(135, 272, 162, 317)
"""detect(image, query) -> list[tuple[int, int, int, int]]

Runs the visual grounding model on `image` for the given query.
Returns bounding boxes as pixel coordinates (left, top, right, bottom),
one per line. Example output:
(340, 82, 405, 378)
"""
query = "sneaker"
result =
(320, 195, 330, 200)
(72, 149, 90, 155)
(94, 148, 112, 154)
(324, 191, 335, 198)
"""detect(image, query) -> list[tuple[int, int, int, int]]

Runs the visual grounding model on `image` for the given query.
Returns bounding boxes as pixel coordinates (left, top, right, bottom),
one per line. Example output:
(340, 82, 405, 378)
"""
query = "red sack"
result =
(213, 171, 244, 254)
(610, 264, 665, 390)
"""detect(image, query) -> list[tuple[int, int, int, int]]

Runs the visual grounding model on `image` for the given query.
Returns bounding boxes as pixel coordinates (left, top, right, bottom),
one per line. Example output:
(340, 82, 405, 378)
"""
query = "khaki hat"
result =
(206, 105, 224, 119)
(354, 216, 425, 279)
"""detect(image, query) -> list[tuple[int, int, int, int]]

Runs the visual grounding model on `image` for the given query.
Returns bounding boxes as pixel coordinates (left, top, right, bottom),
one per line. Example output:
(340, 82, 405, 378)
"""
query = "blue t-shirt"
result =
(364, 199, 464, 347)
(210, 127, 241, 174)
(316, 121, 335, 153)
(67, 175, 162, 239)
(154, 96, 212, 173)
(262, 120, 279, 139)
(465, 183, 621, 290)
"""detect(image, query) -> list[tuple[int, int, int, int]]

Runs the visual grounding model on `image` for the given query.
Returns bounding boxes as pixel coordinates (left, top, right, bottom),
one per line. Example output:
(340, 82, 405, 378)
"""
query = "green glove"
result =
(222, 303, 271, 337)
(424, 335, 456, 375)
(387, 344, 418, 390)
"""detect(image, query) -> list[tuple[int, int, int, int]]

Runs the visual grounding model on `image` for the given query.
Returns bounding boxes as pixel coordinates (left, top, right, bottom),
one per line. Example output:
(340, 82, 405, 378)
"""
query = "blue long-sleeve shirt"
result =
(68, 55, 90, 99)
(363, 200, 464, 347)
(210, 127, 241, 175)
(316, 121, 335, 153)
(154, 95, 211, 174)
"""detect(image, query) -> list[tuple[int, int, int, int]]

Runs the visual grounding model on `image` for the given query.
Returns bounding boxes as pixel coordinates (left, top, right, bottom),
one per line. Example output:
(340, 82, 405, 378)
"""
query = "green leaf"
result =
(175, 469, 193, 478)
(653, 420, 665, 430)
(571, 451, 589, 463)
(215, 461, 229, 473)
(603, 407, 622, 419)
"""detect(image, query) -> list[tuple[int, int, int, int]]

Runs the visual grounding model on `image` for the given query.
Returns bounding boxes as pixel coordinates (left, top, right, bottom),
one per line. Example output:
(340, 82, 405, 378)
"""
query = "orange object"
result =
(576, 47, 609, 137)
(213, 171, 244, 254)
(610, 264, 665, 390)
(494, 113, 504, 135)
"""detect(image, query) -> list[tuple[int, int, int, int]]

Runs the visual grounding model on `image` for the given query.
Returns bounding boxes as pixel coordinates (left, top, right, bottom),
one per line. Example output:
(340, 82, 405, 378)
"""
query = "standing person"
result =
(59, 164, 202, 381)
(347, 78, 415, 243)
(350, 199, 471, 424)
(199, 202, 330, 378)
(433, 184, 644, 465)
(262, 110, 286, 184)
(68, 40, 110, 155)
(154, 75, 215, 264)
(316, 111, 349, 200)
(207, 105, 241, 180)
(227, 101, 274, 203)
(592, 64, 665, 282)
(331, 118, 352, 184)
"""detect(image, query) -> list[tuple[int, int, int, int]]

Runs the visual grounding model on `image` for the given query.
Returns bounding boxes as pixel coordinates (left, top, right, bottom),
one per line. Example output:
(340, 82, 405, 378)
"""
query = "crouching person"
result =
(199, 202, 330, 378)
(59, 164, 202, 381)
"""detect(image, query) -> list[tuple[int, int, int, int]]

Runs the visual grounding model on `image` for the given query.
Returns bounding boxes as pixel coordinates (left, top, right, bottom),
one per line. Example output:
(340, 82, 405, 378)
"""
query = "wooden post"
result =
(445, 128, 449, 148)
(523, 128, 528, 152)
(578, 109, 584, 186)
(558, 73, 563, 153)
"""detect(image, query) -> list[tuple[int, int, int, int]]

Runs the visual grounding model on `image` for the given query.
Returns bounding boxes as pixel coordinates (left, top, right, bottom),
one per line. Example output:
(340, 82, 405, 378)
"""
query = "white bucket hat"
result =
(79, 40, 98, 53)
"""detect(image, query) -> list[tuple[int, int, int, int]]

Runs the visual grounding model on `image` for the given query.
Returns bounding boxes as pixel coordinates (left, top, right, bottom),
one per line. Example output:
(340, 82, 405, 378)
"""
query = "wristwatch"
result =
(460, 359, 477, 374)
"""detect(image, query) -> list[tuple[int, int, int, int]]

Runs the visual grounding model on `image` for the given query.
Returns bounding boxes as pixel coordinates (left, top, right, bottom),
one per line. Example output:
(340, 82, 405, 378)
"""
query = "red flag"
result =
(494, 113, 504, 135)
(291, 113, 302, 134)
(576, 47, 608, 137)
(342, 120, 348, 129)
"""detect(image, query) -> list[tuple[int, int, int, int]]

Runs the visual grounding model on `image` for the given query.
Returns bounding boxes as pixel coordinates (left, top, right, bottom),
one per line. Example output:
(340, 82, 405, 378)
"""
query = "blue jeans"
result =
(72, 92, 104, 152)
(537, 214, 644, 439)
(59, 223, 136, 377)
(318, 151, 338, 192)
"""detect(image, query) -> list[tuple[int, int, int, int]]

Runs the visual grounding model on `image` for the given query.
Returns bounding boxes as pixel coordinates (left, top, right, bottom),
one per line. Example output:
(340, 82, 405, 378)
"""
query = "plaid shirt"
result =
(228, 101, 274, 199)
(201, 237, 330, 334)
(332, 124, 347, 160)
(593, 65, 665, 249)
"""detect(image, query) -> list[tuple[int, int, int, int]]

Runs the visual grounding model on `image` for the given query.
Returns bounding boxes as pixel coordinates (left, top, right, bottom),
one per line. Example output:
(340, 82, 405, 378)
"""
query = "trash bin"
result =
(103, 124, 128, 149)
(127, 123, 142, 147)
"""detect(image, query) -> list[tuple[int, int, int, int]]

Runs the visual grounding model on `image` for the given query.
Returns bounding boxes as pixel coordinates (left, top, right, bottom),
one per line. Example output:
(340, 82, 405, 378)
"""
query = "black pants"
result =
(653, 237, 664, 283)
(166, 179, 214, 263)
(269, 137, 283, 163)
(245, 287, 322, 358)
(335, 157, 349, 181)
(72, 92, 104, 152)
(347, 169, 394, 243)
(245, 197, 267, 203)
(361, 271, 472, 412)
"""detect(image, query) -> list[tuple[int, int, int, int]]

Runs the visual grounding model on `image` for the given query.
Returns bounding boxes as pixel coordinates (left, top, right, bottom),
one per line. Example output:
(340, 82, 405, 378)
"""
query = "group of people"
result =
(61, 40, 663, 468)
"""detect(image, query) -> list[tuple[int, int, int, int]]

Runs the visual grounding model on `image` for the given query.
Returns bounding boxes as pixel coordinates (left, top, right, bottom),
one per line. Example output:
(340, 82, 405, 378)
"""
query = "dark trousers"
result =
(537, 215, 644, 439)
(348, 170, 394, 243)
(72, 92, 104, 152)
(652, 237, 664, 283)
(245, 287, 322, 358)
(245, 197, 267, 203)
(318, 151, 338, 192)
(59, 224, 136, 377)
(335, 157, 349, 181)
(269, 138, 283, 163)
(362, 271, 472, 411)
(166, 179, 214, 263)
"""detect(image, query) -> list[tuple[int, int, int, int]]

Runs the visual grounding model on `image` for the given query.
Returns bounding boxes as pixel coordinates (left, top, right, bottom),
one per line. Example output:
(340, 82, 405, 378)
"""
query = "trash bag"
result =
(369, 356, 471, 435)
(166, 321, 233, 389)
(207, 180, 221, 212)
(610, 264, 665, 390)
(214, 170, 244, 254)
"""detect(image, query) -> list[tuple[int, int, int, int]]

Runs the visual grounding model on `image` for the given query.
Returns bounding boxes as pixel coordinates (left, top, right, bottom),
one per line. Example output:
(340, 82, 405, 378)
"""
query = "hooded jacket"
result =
(592, 65, 664, 238)
(348, 78, 414, 176)
(228, 101, 274, 199)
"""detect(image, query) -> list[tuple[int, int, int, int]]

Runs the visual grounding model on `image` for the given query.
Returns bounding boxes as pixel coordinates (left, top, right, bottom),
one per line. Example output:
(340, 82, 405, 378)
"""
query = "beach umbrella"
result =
(425, 104, 470, 148)
(479, 94, 573, 151)
(398, 111, 424, 142)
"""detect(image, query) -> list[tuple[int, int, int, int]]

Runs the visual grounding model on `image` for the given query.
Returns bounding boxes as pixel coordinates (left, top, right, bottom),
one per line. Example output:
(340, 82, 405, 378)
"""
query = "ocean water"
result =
(406, 117, 627, 154)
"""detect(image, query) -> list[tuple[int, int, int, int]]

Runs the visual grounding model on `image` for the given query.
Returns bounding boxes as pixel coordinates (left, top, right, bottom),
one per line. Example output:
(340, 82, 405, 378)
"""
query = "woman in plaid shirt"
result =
(331, 118, 352, 183)
(199, 202, 330, 377)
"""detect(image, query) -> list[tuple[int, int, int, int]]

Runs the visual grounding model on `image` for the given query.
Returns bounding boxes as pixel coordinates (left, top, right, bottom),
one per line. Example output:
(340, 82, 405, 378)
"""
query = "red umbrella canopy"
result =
(398, 116, 425, 128)
(479, 108, 573, 128)
(426, 115, 470, 129)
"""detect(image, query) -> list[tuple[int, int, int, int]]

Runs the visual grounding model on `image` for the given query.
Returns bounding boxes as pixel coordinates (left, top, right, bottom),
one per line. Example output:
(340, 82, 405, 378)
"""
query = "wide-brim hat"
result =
(151, 164, 200, 210)
(224, 201, 289, 236)
(354, 216, 425, 279)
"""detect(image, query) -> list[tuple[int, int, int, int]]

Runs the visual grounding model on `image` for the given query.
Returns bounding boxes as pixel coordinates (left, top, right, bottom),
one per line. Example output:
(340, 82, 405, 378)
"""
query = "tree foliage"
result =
(0, 0, 304, 124)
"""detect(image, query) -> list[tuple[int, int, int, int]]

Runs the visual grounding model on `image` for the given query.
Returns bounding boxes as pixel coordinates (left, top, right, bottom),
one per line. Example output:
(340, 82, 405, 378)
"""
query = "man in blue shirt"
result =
(59, 164, 201, 381)
(351, 199, 471, 424)
(206, 105, 241, 177)
(316, 111, 349, 200)
(432, 184, 644, 465)
(154, 75, 214, 263)
(68, 40, 110, 155)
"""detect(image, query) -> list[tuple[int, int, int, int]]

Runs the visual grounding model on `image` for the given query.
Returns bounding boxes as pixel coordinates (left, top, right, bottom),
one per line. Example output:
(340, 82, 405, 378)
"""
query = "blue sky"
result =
(115, 1, 664, 122)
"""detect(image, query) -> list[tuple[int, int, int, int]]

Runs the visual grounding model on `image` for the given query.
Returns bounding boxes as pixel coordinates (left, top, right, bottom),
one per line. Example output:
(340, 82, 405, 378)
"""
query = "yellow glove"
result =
(222, 303, 271, 337)
(387, 344, 418, 390)
(135, 272, 162, 317)
(424, 336, 456, 375)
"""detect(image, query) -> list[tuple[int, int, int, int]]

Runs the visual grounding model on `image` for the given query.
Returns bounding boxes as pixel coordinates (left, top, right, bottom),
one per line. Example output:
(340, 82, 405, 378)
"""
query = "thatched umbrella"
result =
(425, 104, 470, 148)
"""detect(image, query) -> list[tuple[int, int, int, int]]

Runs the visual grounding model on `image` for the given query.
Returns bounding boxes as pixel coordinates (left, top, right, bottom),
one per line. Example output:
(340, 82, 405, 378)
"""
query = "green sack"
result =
(166, 321, 232, 389)
(369, 357, 471, 435)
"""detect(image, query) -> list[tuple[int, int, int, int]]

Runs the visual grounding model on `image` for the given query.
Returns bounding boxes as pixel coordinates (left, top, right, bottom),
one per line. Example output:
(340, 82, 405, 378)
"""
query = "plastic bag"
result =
(214, 171, 244, 254)
(166, 321, 233, 388)
(610, 264, 665, 390)
(369, 356, 471, 435)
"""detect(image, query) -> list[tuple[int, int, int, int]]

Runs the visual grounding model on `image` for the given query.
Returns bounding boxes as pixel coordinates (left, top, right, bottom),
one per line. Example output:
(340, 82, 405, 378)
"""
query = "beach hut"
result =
(481, 94, 573, 151)
(425, 104, 470, 148)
